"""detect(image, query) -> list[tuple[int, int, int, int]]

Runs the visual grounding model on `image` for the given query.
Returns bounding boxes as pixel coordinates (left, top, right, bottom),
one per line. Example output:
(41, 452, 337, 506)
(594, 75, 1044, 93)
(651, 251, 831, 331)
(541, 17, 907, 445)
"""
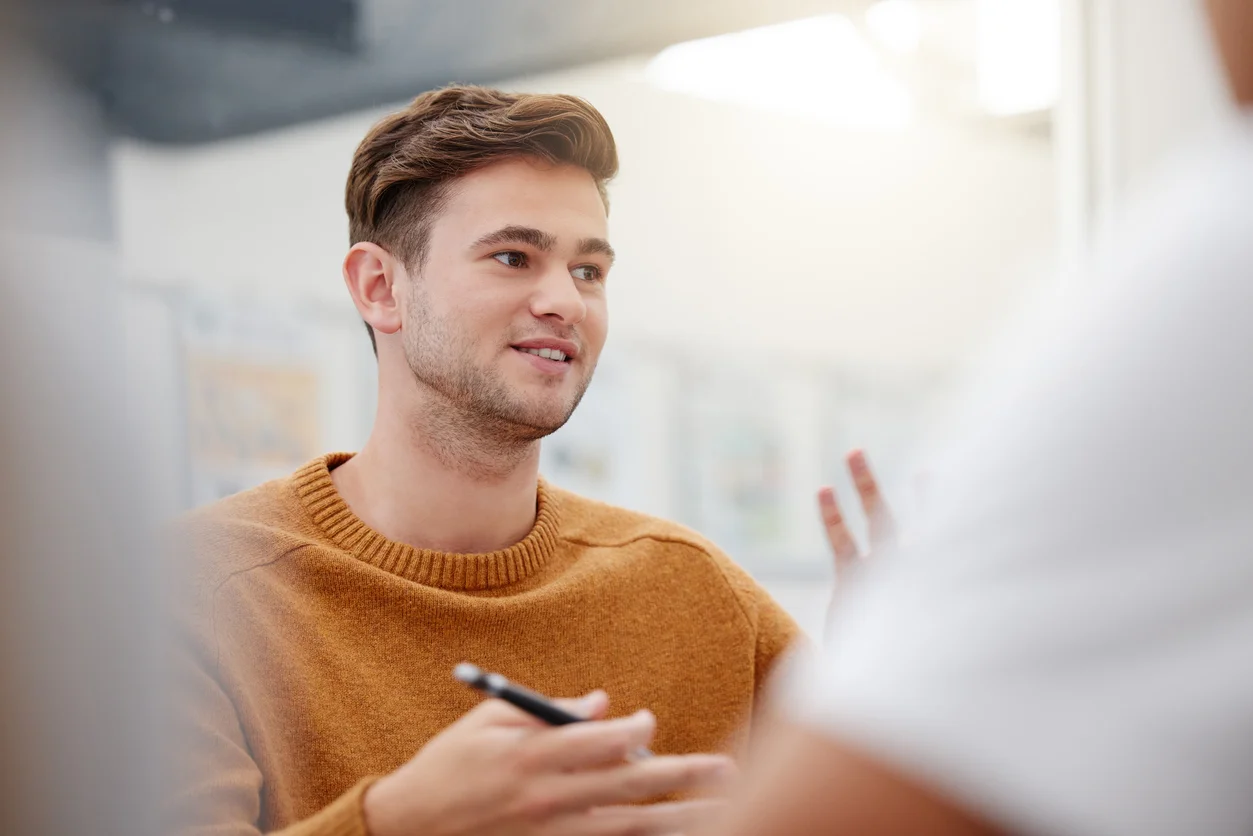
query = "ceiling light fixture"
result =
(646, 14, 914, 130)
(976, 0, 1060, 115)
(865, 0, 924, 55)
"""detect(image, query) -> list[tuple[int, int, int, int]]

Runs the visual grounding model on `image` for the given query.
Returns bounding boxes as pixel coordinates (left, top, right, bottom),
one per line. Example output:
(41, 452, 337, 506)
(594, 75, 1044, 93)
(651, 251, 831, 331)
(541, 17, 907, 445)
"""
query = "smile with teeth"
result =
(517, 347, 569, 362)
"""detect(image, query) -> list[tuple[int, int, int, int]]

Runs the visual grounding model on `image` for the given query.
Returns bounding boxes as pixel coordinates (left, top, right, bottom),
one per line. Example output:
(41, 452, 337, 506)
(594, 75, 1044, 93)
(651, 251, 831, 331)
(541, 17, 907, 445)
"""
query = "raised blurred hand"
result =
(816, 449, 899, 627)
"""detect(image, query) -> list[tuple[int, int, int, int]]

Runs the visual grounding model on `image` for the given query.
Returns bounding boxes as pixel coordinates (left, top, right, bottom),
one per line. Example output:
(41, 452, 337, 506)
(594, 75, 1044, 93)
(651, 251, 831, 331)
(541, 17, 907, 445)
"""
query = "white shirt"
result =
(796, 117, 1253, 836)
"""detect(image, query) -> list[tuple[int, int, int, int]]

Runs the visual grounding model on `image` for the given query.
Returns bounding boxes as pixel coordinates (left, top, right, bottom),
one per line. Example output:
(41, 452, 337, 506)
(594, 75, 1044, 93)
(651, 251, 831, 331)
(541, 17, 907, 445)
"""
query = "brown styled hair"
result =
(345, 85, 619, 354)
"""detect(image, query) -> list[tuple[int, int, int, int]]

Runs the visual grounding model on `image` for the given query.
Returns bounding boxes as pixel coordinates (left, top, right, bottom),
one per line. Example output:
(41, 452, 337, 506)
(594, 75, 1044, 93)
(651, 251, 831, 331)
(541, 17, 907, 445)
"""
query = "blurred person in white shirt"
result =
(0, 3, 161, 835)
(705, 1, 1253, 835)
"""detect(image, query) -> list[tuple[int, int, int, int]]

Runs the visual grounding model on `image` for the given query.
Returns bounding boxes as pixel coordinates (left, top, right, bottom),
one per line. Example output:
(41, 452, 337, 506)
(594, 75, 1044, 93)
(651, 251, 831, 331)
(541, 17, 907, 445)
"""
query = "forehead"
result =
(433, 156, 608, 240)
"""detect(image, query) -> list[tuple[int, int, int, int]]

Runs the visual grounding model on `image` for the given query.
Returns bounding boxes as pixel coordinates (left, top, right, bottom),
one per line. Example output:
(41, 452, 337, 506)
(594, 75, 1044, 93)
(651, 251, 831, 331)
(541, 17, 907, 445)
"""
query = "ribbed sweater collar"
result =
(291, 453, 561, 591)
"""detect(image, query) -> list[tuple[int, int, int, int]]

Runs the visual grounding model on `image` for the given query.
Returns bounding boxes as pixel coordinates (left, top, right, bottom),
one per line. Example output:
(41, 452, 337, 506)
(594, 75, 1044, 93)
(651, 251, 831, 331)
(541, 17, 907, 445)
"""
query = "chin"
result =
(506, 402, 577, 437)
(490, 377, 589, 434)
(527, 410, 577, 436)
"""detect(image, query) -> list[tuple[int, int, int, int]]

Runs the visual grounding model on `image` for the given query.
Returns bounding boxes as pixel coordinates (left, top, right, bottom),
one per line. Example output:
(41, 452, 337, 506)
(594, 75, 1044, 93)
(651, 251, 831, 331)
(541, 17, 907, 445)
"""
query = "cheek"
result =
(582, 298, 609, 349)
(452, 296, 519, 349)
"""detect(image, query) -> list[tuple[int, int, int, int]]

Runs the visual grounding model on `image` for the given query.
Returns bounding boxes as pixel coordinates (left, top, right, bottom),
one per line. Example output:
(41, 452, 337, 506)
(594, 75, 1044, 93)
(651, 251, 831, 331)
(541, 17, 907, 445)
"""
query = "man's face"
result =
(396, 156, 612, 441)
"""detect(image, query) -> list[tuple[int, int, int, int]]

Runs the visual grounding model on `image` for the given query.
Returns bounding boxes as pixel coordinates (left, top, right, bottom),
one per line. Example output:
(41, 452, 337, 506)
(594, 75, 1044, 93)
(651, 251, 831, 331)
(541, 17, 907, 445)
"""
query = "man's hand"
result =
(817, 450, 898, 625)
(363, 691, 733, 836)
(817, 449, 897, 571)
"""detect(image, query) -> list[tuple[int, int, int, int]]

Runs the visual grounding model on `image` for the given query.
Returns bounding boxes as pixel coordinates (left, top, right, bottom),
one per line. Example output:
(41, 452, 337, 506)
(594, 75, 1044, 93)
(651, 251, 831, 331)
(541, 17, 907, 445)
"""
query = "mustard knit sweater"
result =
(172, 453, 801, 835)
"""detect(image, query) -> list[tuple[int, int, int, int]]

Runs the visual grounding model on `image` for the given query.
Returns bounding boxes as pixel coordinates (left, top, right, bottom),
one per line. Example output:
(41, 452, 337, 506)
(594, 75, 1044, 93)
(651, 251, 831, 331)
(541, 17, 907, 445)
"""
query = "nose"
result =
(528, 264, 587, 325)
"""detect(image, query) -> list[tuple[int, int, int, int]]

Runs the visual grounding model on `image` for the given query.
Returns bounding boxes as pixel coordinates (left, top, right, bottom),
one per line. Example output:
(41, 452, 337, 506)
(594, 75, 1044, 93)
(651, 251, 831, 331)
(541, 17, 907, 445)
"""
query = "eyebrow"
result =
(576, 237, 616, 265)
(472, 225, 615, 265)
(472, 225, 557, 253)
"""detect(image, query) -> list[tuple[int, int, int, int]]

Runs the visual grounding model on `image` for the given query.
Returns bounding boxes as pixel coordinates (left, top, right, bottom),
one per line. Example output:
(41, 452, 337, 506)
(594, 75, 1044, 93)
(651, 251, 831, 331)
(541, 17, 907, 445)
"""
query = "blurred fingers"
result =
(847, 449, 897, 547)
(817, 486, 859, 570)
(523, 709, 657, 772)
(553, 753, 735, 811)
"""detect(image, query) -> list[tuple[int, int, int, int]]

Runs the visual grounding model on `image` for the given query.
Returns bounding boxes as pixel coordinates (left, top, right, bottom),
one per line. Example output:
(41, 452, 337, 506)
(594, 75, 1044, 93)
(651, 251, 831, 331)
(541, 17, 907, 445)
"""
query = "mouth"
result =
(512, 346, 572, 363)
(510, 345, 577, 376)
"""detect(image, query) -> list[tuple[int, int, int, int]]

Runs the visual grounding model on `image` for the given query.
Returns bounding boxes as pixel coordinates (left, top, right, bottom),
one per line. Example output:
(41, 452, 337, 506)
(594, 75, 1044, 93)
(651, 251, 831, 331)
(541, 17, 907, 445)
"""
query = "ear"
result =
(343, 242, 404, 337)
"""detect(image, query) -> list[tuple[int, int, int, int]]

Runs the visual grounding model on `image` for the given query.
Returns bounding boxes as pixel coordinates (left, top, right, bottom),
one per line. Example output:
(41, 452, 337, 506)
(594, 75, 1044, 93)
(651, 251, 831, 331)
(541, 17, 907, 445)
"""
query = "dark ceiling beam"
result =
(35, 0, 847, 145)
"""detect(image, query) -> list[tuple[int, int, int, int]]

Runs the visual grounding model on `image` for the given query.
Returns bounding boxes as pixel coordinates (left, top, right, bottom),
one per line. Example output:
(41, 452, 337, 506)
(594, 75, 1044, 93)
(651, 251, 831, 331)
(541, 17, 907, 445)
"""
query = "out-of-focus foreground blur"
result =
(0, 1, 1238, 831)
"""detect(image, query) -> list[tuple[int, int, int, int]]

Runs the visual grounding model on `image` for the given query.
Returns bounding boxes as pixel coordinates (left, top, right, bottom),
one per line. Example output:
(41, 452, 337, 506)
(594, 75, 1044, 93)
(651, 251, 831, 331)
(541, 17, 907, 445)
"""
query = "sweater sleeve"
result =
(167, 563, 378, 836)
(694, 543, 804, 696)
(749, 584, 806, 696)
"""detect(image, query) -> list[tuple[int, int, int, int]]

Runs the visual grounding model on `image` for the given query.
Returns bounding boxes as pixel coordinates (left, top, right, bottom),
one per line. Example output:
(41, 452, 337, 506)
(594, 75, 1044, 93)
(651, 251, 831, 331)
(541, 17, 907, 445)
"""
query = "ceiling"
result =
(40, 0, 870, 145)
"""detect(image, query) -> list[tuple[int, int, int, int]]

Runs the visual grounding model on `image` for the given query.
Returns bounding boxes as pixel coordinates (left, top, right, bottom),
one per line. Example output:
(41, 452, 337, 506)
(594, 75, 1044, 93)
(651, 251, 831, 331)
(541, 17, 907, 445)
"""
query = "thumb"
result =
(553, 690, 610, 720)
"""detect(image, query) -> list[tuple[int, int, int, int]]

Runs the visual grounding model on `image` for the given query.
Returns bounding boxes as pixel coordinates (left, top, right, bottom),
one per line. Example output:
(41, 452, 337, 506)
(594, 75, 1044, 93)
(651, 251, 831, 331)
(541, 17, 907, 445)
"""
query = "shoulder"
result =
(547, 483, 777, 617)
(1106, 127, 1253, 297)
(171, 469, 323, 591)
(550, 482, 723, 558)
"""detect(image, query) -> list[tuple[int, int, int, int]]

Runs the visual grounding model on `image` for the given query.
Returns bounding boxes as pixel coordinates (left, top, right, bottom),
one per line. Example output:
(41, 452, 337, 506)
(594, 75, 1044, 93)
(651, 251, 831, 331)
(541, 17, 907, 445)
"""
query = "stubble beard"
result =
(402, 294, 595, 477)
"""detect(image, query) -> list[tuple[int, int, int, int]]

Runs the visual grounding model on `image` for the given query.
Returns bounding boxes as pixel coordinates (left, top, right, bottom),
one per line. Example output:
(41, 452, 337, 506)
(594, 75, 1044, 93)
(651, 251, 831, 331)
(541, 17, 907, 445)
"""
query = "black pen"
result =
(453, 663, 653, 759)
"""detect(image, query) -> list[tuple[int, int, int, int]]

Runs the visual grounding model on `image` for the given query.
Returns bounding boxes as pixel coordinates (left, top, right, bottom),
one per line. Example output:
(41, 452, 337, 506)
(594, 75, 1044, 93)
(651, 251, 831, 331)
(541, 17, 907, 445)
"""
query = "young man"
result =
(710, 1, 1253, 834)
(172, 87, 800, 836)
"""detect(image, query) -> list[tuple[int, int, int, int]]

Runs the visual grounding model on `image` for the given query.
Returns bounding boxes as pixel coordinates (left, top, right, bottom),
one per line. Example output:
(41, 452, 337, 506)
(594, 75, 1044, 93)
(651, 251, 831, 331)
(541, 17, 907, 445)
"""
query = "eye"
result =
(492, 251, 528, 268)
(571, 264, 603, 282)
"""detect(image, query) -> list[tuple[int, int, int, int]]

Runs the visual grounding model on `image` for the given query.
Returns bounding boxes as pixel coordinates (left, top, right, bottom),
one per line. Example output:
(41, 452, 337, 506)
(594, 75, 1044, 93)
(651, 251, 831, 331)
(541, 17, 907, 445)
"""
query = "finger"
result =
(817, 486, 859, 567)
(521, 709, 657, 772)
(577, 799, 729, 835)
(846, 449, 897, 546)
(551, 753, 735, 811)
(554, 690, 610, 721)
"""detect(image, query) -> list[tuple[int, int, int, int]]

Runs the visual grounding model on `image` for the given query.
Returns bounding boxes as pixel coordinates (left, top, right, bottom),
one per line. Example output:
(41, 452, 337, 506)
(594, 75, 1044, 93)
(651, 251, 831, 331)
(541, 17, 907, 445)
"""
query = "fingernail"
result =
(573, 691, 606, 717)
(697, 755, 735, 777)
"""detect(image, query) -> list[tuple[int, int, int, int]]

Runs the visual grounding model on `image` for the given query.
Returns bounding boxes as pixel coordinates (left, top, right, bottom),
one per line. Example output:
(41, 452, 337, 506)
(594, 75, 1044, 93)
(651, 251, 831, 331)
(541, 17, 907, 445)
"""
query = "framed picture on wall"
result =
(675, 358, 799, 569)
(179, 292, 324, 506)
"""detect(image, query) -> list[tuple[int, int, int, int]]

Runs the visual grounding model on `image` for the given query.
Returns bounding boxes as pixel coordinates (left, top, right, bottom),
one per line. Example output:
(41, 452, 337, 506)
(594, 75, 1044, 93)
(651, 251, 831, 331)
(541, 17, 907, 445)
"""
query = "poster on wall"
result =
(538, 344, 684, 520)
(678, 361, 789, 563)
(180, 293, 323, 507)
(539, 354, 627, 505)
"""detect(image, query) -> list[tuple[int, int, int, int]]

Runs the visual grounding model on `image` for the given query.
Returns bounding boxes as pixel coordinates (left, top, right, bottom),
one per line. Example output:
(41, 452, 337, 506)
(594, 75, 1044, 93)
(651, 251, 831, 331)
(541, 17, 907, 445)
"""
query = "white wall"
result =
(1107, 0, 1232, 191)
(111, 57, 1054, 375)
(1061, 0, 1236, 249)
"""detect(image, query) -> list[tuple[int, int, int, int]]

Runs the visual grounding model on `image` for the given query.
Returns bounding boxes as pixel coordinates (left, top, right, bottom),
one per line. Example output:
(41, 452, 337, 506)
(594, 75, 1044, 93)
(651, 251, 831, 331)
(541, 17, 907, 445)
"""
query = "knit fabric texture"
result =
(171, 453, 801, 834)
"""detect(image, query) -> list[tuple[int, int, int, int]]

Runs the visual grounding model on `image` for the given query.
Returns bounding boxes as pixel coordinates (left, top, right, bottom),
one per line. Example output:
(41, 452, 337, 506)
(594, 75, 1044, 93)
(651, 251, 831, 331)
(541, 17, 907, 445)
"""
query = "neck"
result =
(332, 389, 542, 555)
